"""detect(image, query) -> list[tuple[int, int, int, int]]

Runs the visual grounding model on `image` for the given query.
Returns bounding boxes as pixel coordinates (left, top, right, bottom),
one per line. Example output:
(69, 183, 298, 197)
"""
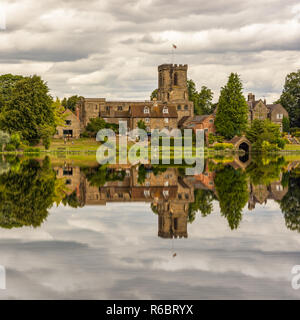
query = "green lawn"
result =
(284, 144, 300, 151)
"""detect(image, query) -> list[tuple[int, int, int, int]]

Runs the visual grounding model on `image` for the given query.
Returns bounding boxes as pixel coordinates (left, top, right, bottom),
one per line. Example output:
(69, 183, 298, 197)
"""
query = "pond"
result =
(0, 154, 299, 299)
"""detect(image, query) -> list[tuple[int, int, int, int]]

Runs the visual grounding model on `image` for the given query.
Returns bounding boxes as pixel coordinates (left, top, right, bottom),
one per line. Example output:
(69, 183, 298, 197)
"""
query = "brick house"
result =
(54, 109, 81, 139)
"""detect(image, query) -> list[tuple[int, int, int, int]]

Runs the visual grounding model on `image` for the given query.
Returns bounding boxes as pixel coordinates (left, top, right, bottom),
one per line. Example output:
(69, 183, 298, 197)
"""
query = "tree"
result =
(150, 89, 158, 101)
(0, 75, 56, 146)
(215, 73, 249, 139)
(137, 120, 147, 131)
(214, 165, 249, 230)
(277, 70, 300, 128)
(282, 116, 290, 133)
(280, 173, 300, 232)
(62, 95, 83, 112)
(0, 74, 24, 112)
(84, 117, 112, 137)
(246, 119, 285, 151)
(198, 86, 214, 115)
(188, 189, 215, 223)
(0, 158, 56, 228)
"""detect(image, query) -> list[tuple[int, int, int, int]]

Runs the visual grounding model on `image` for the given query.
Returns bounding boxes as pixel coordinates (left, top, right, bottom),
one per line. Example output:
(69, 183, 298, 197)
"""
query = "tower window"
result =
(163, 106, 169, 114)
(184, 105, 188, 110)
(177, 105, 181, 110)
(159, 73, 163, 87)
(174, 72, 178, 86)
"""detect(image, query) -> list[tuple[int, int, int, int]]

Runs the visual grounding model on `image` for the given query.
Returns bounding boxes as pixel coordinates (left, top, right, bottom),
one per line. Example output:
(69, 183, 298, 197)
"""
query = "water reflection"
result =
(0, 155, 299, 237)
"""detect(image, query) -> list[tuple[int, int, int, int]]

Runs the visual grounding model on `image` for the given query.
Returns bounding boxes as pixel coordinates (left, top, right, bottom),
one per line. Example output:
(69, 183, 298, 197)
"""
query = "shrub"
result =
(5, 144, 16, 152)
(10, 133, 21, 149)
(213, 143, 234, 150)
(24, 147, 40, 153)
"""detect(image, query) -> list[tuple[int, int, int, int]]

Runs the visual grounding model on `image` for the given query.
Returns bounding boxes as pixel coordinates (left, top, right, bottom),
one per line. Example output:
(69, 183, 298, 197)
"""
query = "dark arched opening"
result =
(174, 72, 178, 86)
(239, 142, 250, 163)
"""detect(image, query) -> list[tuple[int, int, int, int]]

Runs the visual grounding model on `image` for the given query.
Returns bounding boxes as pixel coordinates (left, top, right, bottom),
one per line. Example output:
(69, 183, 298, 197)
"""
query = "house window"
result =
(209, 119, 214, 123)
(118, 106, 123, 111)
(106, 106, 110, 111)
(276, 185, 283, 191)
(65, 120, 72, 125)
(163, 107, 168, 114)
(144, 106, 150, 114)
(145, 118, 150, 123)
(95, 104, 98, 110)
(177, 105, 181, 110)
(277, 114, 283, 119)
(184, 105, 188, 110)
(164, 118, 169, 123)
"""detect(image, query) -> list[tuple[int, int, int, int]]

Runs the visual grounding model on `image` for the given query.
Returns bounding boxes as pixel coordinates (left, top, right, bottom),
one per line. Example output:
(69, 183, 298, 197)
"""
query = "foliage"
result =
(282, 116, 290, 133)
(0, 130, 10, 151)
(213, 143, 234, 150)
(188, 189, 215, 223)
(246, 119, 285, 151)
(214, 165, 249, 230)
(0, 158, 56, 228)
(0, 75, 55, 146)
(62, 95, 83, 112)
(137, 164, 147, 184)
(4, 144, 16, 152)
(62, 191, 82, 208)
(137, 120, 147, 131)
(150, 89, 158, 101)
(280, 172, 300, 232)
(215, 73, 249, 139)
(0, 74, 24, 112)
(187, 80, 214, 115)
(84, 165, 125, 187)
(208, 133, 224, 145)
(277, 70, 300, 128)
(84, 118, 118, 137)
(246, 156, 286, 185)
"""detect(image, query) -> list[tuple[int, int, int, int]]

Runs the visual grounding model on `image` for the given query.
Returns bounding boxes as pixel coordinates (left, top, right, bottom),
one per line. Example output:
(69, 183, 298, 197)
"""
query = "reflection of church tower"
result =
(157, 201, 188, 239)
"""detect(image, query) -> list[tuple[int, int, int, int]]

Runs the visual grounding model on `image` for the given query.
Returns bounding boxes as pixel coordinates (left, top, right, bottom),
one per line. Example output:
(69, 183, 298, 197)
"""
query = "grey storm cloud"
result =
(1, 0, 300, 101)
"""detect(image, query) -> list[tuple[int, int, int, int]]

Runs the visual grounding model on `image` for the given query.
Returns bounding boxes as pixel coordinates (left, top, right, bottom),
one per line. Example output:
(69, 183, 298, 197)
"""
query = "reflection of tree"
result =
(215, 166, 249, 230)
(280, 173, 300, 232)
(246, 156, 286, 186)
(62, 191, 82, 208)
(188, 189, 216, 223)
(137, 164, 147, 185)
(0, 158, 56, 228)
(84, 165, 125, 187)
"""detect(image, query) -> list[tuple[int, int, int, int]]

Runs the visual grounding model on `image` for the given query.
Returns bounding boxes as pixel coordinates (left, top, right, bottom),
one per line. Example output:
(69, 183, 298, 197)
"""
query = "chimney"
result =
(248, 93, 255, 102)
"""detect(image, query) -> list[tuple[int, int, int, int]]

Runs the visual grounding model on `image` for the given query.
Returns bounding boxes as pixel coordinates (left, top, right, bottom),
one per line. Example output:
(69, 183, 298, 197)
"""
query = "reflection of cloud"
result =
(1, 1, 300, 101)
(0, 201, 300, 299)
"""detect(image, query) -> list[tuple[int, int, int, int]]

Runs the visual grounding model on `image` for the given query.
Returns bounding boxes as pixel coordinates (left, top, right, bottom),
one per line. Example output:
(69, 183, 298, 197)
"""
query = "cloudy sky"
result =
(1, 0, 300, 102)
(0, 200, 300, 299)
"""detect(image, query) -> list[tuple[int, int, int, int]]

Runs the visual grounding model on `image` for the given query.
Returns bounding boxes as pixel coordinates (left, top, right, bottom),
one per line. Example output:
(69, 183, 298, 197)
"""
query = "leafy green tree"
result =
(83, 165, 125, 187)
(214, 165, 249, 230)
(215, 73, 249, 139)
(198, 86, 214, 115)
(246, 119, 284, 151)
(0, 74, 24, 112)
(62, 95, 83, 111)
(188, 189, 215, 223)
(0, 75, 55, 146)
(150, 89, 158, 101)
(85, 118, 109, 137)
(0, 158, 56, 228)
(277, 70, 300, 128)
(137, 120, 147, 131)
(280, 173, 300, 232)
(282, 116, 290, 133)
(62, 191, 82, 208)
(137, 164, 147, 184)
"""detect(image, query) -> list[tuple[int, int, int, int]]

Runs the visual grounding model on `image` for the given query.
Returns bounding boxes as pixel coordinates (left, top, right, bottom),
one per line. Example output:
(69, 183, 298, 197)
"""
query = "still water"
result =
(0, 155, 299, 299)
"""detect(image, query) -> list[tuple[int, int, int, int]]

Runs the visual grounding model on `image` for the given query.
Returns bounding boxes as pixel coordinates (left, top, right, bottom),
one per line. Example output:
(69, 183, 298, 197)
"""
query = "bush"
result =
(24, 147, 40, 153)
(208, 133, 225, 145)
(5, 144, 16, 152)
(213, 143, 234, 150)
(10, 133, 21, 149)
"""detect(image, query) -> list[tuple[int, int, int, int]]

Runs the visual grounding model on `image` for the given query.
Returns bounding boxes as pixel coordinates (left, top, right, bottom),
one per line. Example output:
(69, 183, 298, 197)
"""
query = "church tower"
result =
(157, 64, 194, 120)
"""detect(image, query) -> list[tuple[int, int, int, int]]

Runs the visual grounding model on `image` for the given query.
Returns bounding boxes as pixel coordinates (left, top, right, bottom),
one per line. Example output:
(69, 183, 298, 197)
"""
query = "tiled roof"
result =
(131, 105, 178, 118)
